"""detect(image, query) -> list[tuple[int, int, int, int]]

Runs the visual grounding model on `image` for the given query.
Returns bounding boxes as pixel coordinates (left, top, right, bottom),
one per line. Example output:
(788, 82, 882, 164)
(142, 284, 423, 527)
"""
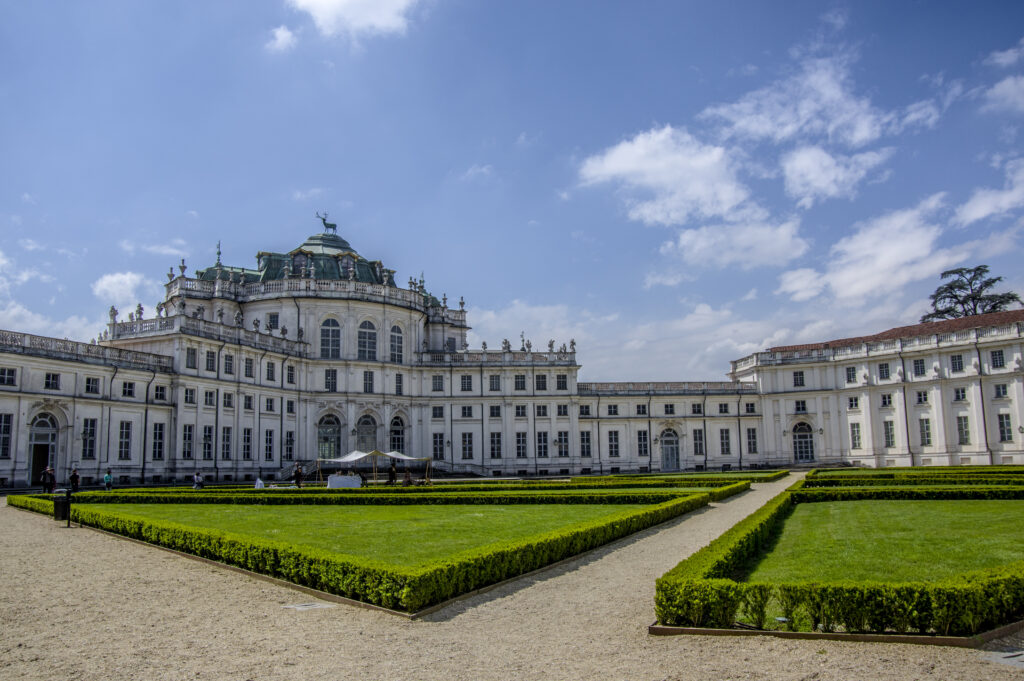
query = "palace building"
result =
(0, 225, 1022, 486)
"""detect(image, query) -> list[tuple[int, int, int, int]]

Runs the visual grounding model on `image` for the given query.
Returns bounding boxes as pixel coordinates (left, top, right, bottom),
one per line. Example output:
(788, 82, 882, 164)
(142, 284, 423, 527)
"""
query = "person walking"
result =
(40, 466, 55, 493)
(103, 469, 113, 491)
(69, 467, 80, 493)
(387, 461, 397, 485)
(293, 464, 303, 489)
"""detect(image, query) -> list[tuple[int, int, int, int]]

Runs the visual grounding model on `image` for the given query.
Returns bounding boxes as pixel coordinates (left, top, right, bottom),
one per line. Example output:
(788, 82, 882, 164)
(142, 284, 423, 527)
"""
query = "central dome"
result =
(296, 232, 354, 256)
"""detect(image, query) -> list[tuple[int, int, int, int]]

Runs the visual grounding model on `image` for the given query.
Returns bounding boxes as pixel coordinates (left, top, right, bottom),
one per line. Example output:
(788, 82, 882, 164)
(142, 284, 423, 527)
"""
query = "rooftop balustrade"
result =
(0, 329, 174, 372)
(578, 381, 755, 396)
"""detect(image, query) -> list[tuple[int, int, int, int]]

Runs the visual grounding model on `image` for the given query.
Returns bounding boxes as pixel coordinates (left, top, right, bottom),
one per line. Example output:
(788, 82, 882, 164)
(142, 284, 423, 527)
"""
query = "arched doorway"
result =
(356, 415, 377, 452)
(30, 413, 58, 485)
(660, 429, 680, 472)
(793, 422, 814, 462)
(317, 415, 342, 459)
(389, 416, 405, 453)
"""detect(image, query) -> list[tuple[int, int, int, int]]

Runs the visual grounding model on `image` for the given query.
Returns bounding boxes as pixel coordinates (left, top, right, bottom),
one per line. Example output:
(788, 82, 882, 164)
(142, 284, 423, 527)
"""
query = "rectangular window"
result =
(883, 421, 895, 448)
(879, 363, 890, 380)
(881, 393, 892, 408)
(117, 421, 132, 460)
(285, 431, 295, 460)
(204, 390, 215, 407)
(579, 405, 591, 417)
(916, 390, 928, 405)
(286, 400, 295, 414)
(845, 366, 857, 383)
(556, 374, 568, 391)
(390, 327, 403, 363)
(462, 406, 473, 418)
(220, 426, 231, 460)
(206, 351, 216, 372)
(243, 394, 253, 410)
(432, 433, 445, 461)
(202, 425, 213, 460)
(325, 369, 337, 392)
(607, 404, 618, 416)
(637, 430, 649, 457)
(919, 418, 932, 447)
(691, 403, 703, 415)
(793, 371, 805, 387)
(607, 430, 619, 458)
(80, 418, 97, 460)
(461, 375, 473, 392)
(224, 354, 234, 375)
(664, 403, 675, 415)
(489, 405, 501, 418)
(432, 375, 444, 392)
(286, 365, 295, 384)
(182, 424, 194, 460)
(154, 385, 166, 401)
(693, 429, 705, 456)
(514, 374, 526, 391)
(557, 404, 568, 417)
(580, 431, 591, 458)
(0, 368, 14, 386)
(515, 405, 527, 418)
(636, 404, 647, 416)
(516, 432, 528, 458)
(489, 375, 501, 391)
(266, 362, 275, 382)
(719, 403, 729, 415)
(264, 429, 274, 461)
(992, 349, 1006, 369)
(536, 431, 549, 458)
(265, 397, 275, 412)
(244, 358, 254, 378)
(44, 373, 60, 390)
(185, 348, 197, 369)
(121, 381, 135, 398)
(461, 432, 473, 460)
(556, 431, 569, 457)
(957, 416, 970, 445)
(794, 400, 806, 414)
(850, 423, 861, 450)
(395, 373, 403, 396)
(745, 402, 756, 414)
(432, 406, 444, 419)
(950, 354, 963, 373)
(913, 358, 926, 377)
(998, 414, 1013, 442)
(536, 405, 548, 417)
(363, 370, 374, 394)
(848, 396, 859, 410)
(954, 387, 967, 402)
(746, 428, 758, 454)
(0, 415, 14, 458)
(490, 432, 502, 459)
(995, 383, 1009, 398)
(184, 388, 196, 405)
(720, 429, 731, 455)
(266, 313, 279, 330)
(243, 428, 252, 460)
(152, 423, 165, 461)
(536, 375, 547, 391)
(85, 377, 99, 394)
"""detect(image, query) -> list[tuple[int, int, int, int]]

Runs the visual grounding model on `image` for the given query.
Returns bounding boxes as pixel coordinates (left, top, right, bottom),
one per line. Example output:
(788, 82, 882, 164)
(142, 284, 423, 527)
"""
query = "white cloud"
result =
(781, 145, 894, 208)
(775, 194, 962, 304)
(265, 25, 297, 52)
(981, 75, 1024, 114)
(91, 272, 161, 309)
(0, 301, 97, 341)
(186, 210, 199, 219)
(659, 219, 808, 270)
(467, 299, 600, 352)
(119, 238, 189, 258)
(955, 159, 1024, 225)
(741, 288, 758, 301)
(21, 192, 36, 204)
(642, 272, 688, 289)
(579, 125, 760, 226)
(459, 164, 493, 182)
(18, 238, 43, 251)
(985, 37, 1024, 68)
(292, 187, 324, 201)
(288, 0, 421, 38)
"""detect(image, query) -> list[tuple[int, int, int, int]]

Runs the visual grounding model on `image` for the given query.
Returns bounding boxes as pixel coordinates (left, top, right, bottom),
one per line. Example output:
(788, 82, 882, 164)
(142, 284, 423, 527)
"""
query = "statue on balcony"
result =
(525, 339, 532, 352)
(481, 341, 487, 352)
(136, 303, 144, 320)
(502, 338, 511, 352)
(108, 306, 118, 324)
(234, 311, 243, 327)
(215, 307, 224, 323)
(548, 339, 555, 353)
(176, 299, 186, 315)
(155, 302, 164, 318)
(297, 327, 304, 340)
(315, 211, 337, 235)
(252, 319, 260, 332)
(280, 326, 288, 338)
(570, 338, 576, 352)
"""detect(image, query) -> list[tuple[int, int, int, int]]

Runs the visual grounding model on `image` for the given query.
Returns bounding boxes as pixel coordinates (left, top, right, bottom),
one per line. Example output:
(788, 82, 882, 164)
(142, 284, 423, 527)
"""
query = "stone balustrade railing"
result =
(0, 329, 174, 372)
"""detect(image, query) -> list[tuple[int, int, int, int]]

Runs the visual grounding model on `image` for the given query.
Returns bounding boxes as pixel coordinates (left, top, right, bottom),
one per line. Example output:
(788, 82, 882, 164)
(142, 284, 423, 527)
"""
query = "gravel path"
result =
(2, 477, 1022, 681)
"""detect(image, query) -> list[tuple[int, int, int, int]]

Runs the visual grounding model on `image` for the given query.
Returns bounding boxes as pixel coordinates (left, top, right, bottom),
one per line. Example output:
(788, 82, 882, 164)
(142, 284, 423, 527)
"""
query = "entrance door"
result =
(660, 430, 680, 472)
(317, 415, 341, 459)
(792, 422, 815, 462)
(30, 413, 58, 485)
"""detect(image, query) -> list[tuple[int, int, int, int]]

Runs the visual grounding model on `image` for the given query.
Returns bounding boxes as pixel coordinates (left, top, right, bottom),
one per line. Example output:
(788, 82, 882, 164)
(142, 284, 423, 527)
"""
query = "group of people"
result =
(39, 466, 113, 492)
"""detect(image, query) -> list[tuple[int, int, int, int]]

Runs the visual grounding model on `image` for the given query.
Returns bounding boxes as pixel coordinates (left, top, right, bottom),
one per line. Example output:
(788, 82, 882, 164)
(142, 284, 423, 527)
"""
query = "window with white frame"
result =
(266, 313, 279, 330)
(264, 429, 274, 460)
(957, 416, 970, 445)
(664, 403, 675, 415)
(557, 404, 568, 417)
(432, 406, 444, 419)
(185, 388, 196, 405)
(515, 405, 527, 418)
(0, 368, 14, 386)
(462, 406, 473, 418)
(185, 348, 197, 369)
(433, 433, 445, 460)
(950, 354, 964, 373)
(395, 373, 403, 396)
(878, 363, 890, 380)
(912, 358, 926, 377)
(693, 429, 705, 456)
(461, 375, 472, 392)
(224, 354, 234, 375)
(220, 426, 231, 460)
(848, 396, 859, 410)
(995, 383, 1008, 398)
(919, 418, 932, 447)
(80, 418, 96, 459)
(461, 432, 473, 459)
(206, 351, 216, 372)
(516, 432, 528, 458)
(202, 425, 213, 460)
(607, 430, 619, 457)
(223, 393, 233, 409)
(325, 369, 337, 392)
(358, 321, 377, 360)
(514, 374, 526, 391)
(44, 373, 60, 390)
(204, 390, 215, 407)
(363, 370, 374, 394)
(794, 400, 807, 414)
(607, 404, 618, 416)
(266, 361, 275, 382)
(579, 431, 591, 457)
(182, 424, 194, 459)
(536, 405, 548, 417)
(265, 397, 275, 412)
(845, 366, 856, 383)
(883, 421, 895, 448)
(85, 377, 99, 394)
(432, 375, 444, 392)
(536, 431, 550, 458)
(746, 428, 758, 454)
(244, 358, 254, 377)
(637, 430, 649, 457)
(720, 429, 731, 455)
(850, 423, 861, 449)
(793, 371, 805, 387)
(390, 326, 403, 363)
(718, 403, 729, 414)
(999, 414, 1013, 442)
(320, 319, 341, 359)
(557, 431, 569, 457)
(489, 432, 502, 459)
(579, 404, 591, 417)
(636, 404, 647, 416)
(916, 390, 928, 405)
(954, 387, 967, 401)
(556, 374, 568, 391)
(489, 405, 501, 418)
(285, 431, 294, 460)
(745, 402, 756, 414)
(489, 375, 501, 391)
(122, 381, 135, 398)
(881, 393, 892, 408)
(992, 349, 1006, 369)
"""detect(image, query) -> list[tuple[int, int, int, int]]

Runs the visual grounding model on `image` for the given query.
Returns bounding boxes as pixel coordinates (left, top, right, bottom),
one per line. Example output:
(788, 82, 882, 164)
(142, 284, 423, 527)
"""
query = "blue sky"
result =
(3, 1, 1024, 380)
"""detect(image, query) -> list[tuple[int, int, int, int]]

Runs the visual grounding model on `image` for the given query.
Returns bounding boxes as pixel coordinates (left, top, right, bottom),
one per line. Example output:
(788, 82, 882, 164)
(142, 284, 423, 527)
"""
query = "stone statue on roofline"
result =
(316, 211, 337, 234)
(108, 306, 118, 324)
(502, 338, 511, 352)
(548, 339, 555, 353)
(570, 338, 576, 352)
(234, 310, 243, 327)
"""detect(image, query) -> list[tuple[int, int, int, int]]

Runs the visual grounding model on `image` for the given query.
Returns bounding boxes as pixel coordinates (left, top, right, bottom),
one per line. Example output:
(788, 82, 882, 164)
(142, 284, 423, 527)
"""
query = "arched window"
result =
(356, 415, 377, 451)
(390, 416, 405, 453)
(317, 415, 341, 459)
(660, 429, 680, 472)
(390, 325, 403, 363)
(30, 413, 58, 484)
(320, 319, 340, 359)
(358, 321, 377, 360)
(793, 422, 814, 462)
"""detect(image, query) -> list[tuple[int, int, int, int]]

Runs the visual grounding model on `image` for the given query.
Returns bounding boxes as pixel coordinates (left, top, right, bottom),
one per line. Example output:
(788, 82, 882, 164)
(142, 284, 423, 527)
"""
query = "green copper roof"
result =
(292, 232, 355, 256)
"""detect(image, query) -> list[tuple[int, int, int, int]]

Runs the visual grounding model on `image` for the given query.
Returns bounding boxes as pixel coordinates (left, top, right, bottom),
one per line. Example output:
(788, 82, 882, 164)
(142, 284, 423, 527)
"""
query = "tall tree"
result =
(920, 265, 1022, 322)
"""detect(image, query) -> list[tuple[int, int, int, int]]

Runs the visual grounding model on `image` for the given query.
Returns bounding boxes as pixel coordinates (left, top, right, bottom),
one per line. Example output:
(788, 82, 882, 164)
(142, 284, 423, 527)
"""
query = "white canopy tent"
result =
(317, 449, 431, 484)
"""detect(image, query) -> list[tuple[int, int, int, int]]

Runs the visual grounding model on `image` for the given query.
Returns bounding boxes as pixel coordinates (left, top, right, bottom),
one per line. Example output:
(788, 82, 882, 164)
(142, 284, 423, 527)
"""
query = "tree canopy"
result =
(920, 265, 1022, 323)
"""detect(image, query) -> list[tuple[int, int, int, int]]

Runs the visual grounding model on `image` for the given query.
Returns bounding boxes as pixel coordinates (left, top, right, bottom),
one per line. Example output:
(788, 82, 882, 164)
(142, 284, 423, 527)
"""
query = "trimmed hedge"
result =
(655, 485, 1024, 635)
(43, 491, 710, 612)
(804, 476, 1024, 487)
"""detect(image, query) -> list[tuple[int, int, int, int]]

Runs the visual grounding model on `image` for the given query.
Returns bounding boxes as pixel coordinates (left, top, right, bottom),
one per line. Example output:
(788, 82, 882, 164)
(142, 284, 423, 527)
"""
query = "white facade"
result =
(0, 228, 1021, 486)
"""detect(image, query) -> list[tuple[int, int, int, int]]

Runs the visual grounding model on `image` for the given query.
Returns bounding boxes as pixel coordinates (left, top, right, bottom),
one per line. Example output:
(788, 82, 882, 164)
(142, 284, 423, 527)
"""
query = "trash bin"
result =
(53, 490, 69, 521)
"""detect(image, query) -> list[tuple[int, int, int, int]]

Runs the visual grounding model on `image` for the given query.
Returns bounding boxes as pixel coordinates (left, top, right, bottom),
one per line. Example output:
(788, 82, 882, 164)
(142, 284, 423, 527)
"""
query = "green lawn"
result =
(87, 503, 640, 567)
(746, 500, 1024, 583)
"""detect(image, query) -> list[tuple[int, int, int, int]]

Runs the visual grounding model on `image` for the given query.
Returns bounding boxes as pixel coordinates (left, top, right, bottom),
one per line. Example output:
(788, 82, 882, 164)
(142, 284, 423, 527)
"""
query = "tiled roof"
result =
(769, 309, 1024, 353)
